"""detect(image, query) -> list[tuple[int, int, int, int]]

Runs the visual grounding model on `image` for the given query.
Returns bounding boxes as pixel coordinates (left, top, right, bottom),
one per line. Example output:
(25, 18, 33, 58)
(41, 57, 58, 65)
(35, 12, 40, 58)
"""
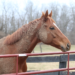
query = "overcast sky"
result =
(0, 0, 75, 15)
(0, 0, 75, 10)
(11, 0, 75, 10)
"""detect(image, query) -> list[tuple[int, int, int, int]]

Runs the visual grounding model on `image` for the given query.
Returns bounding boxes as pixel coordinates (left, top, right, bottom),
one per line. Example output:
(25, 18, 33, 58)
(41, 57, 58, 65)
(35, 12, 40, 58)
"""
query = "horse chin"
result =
(49, 43, 68, 52)
(61, 49, 66, 52)
(61, 46, 67, 52)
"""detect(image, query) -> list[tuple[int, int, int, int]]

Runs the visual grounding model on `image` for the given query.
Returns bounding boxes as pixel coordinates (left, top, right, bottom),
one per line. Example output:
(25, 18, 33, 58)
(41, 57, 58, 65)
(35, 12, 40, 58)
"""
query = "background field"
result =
(33, 44, 75, 53)
(27, 45, 75, 71)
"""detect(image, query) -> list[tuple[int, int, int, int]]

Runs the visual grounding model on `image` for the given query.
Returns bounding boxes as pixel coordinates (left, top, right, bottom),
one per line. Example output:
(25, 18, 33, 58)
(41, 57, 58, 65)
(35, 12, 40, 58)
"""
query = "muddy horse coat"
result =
(0, 10, 71, 74)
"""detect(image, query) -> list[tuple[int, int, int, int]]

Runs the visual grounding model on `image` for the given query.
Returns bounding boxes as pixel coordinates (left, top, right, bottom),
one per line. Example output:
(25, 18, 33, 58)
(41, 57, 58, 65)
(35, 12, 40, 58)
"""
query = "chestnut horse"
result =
(0, 10, 71, 74)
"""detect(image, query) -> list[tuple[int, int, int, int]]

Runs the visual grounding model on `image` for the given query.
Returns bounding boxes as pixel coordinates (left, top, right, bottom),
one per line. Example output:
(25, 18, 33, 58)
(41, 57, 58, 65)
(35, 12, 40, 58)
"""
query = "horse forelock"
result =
(4, 25, 28, 45)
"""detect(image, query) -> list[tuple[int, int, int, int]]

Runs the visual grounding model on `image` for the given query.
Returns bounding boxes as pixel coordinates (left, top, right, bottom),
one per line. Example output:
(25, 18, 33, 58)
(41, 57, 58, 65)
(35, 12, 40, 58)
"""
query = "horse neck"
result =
(26, 36, 40, 53)
(17, 19, 41, 53)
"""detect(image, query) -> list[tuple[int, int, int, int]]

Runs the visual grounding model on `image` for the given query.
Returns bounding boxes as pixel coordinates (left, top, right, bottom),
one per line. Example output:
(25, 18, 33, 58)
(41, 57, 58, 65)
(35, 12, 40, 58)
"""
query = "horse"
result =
(0, 10, 71, 74)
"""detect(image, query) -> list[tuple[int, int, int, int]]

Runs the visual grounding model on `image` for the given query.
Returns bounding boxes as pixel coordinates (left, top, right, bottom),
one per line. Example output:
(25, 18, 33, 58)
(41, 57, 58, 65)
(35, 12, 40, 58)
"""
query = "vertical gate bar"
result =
(68, 53, 69, 75)
(16, 56, 18, 75)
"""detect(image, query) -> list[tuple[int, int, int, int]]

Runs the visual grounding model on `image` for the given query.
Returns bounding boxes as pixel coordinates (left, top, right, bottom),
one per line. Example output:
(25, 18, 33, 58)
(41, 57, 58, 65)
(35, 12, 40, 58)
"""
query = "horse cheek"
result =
(38, 28, 48, 43)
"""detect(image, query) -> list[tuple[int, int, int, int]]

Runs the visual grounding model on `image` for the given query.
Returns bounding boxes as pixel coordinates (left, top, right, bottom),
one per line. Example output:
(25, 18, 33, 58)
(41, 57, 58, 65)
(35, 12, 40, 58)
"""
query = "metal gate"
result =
(1, 51, 75, 75)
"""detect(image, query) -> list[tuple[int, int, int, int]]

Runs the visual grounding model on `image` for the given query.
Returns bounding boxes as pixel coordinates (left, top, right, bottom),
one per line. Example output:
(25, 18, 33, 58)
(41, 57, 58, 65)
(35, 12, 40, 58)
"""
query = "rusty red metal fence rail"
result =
(0, 51, 75, 75)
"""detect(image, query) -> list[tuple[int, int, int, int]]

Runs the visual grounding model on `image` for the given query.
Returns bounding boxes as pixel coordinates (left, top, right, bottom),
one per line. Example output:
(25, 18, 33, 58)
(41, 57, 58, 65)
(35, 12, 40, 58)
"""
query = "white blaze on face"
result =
(53, 23, 62, 32)
(53, 23, 59, 29)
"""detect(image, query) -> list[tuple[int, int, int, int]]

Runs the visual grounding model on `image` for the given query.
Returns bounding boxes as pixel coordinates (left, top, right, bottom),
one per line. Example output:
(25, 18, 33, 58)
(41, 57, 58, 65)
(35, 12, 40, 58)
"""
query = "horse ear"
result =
(44, 10, 48, 21)
(44, 10, 48, 18)
(49, 10, 52, 17)
(41, 10, 48, 22)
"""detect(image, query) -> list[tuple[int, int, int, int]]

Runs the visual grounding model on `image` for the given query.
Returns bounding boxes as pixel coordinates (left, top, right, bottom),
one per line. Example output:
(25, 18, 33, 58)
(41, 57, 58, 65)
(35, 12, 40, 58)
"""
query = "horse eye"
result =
(50, 27, 54, 30)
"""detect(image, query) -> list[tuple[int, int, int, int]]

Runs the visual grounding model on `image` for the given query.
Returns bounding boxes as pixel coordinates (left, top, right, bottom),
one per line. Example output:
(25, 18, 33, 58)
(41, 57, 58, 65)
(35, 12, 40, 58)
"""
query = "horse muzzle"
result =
(61, 43, 71, 52)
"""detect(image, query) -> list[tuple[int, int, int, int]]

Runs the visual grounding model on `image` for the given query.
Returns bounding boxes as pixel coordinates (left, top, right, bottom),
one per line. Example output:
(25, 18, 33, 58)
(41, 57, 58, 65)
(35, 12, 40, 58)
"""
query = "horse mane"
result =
(4, 25, 28, 45)
(4, 11, 47, 45)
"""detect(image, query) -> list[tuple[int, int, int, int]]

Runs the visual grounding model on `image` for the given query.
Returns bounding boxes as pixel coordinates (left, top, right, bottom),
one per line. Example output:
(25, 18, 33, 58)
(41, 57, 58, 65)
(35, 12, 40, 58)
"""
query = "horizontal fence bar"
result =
(2, 67, 75, 75)
(21, 51, 75, 56)
(0, 51, 75, 57)
(0, 55, 18, 57)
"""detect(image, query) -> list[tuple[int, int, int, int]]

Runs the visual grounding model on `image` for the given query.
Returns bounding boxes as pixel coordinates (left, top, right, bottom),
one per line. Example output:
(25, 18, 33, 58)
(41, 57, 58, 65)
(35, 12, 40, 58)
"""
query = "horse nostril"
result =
(67, 43, 70, 47)
(67, 43, 70, 50)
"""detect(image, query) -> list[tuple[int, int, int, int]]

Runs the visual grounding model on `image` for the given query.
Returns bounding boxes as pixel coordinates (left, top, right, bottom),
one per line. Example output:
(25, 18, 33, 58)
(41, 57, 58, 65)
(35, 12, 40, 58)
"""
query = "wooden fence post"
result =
(27, 54, 75, 75)
(58, 54, 67, 75)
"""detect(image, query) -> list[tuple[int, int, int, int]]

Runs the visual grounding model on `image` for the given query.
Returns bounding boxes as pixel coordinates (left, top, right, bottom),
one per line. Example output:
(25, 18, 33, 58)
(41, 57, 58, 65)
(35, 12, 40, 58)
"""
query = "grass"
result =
(27, 45, 75, 71)
(27, 62, 75, 71)
(33, 44, 75, 53)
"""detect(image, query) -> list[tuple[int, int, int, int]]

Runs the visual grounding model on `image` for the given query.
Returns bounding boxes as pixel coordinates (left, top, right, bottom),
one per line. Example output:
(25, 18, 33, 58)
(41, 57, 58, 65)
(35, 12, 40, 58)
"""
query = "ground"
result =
(27, 45, 75, 72)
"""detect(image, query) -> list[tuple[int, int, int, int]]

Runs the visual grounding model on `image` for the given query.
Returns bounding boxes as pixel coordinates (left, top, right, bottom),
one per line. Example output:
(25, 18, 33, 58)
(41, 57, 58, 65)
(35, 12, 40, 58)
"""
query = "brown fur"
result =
(0, 10, 71, 74)
(4, 28, 24, 45)
(4, 19, 40, 45)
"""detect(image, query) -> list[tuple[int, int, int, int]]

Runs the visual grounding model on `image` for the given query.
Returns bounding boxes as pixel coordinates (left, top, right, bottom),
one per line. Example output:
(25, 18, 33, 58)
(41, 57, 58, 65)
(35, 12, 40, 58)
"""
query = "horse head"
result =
(37, 10, 71, 52)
